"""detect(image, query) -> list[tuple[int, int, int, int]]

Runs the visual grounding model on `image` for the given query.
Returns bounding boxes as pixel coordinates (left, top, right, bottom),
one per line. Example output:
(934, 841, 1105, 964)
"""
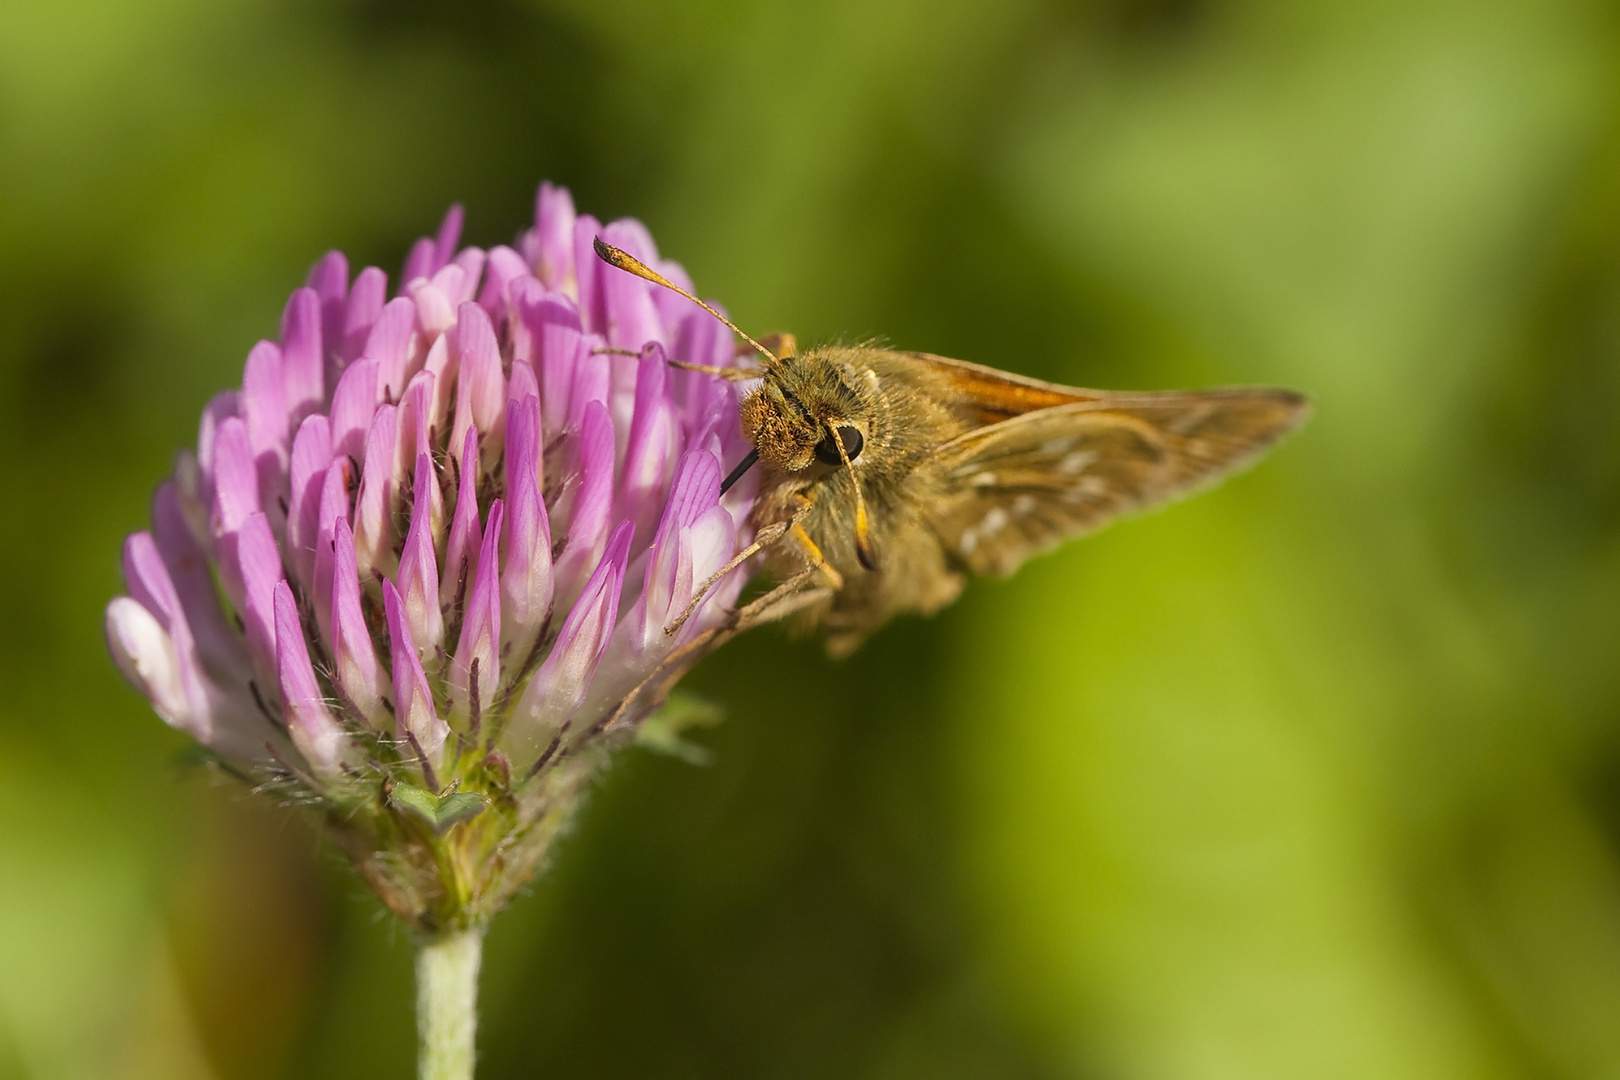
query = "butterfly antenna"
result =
(593, 238, 779, 368)
(826, 422, 877, 571)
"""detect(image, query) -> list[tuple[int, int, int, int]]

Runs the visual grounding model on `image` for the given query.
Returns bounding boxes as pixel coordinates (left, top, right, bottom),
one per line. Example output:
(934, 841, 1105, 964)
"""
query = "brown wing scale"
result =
(920, 388, 1308, 577)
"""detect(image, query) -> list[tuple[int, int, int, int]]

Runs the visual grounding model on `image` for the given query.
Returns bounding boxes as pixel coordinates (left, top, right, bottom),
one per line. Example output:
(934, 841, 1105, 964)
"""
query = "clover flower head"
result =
(106, 184, 758, 928)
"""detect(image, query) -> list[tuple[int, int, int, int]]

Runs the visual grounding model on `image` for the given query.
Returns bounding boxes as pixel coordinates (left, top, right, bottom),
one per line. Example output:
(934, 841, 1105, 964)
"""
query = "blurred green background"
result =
(5, 0, 1620, 1076)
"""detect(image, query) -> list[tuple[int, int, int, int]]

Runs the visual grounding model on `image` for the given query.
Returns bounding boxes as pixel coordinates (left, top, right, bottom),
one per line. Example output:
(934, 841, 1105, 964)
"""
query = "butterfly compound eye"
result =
(814, 425, 864, 466)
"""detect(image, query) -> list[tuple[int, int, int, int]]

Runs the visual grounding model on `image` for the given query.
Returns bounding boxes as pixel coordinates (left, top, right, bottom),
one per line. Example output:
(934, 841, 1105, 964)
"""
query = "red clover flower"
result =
(105, 183, 759, 1078)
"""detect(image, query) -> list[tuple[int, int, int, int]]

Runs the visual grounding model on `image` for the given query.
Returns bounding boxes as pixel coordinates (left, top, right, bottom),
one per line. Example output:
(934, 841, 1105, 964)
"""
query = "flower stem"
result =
(416, 926, 484, 1080)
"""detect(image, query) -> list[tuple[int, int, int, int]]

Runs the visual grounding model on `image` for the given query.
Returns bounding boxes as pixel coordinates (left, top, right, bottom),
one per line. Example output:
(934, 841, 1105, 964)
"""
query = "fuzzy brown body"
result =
(739, 345, 1308, 657)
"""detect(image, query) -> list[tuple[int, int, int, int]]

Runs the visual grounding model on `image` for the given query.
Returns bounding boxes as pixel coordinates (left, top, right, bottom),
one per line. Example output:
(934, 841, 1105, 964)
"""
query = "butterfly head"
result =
(590, 237, 879, 568)
(740, 353, 869, 474)
(740, 351, 880, 570)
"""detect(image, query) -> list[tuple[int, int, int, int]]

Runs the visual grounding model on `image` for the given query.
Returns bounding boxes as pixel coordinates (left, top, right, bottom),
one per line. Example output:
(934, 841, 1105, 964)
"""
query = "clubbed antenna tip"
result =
(592, 236, 779, 369)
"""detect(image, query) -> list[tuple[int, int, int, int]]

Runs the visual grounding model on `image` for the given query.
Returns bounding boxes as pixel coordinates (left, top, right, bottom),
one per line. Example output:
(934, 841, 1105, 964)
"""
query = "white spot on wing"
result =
(1040, 437, 1075, 454)
(959, 528, 979, 555)
(969, 471, 998, 487)
(980, 507, 1009, 536)
(1060, 450, 1097, 474)
(1060, 476, 1110, 504)
(1012, 494, 1036, 516)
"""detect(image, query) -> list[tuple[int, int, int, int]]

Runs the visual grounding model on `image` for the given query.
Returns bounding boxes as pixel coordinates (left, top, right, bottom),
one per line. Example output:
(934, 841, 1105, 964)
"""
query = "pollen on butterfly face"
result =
(105, 183, 761, 930)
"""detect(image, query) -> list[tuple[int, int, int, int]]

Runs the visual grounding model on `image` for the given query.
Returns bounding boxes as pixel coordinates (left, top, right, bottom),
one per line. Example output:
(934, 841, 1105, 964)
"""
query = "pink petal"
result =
(433, 203, 464, 272)
(107, 597, 193, 737)
(451, 248, 485, 305)
(363, 297, 419, 400)
(517, 289, 584, 442)
(329, 514, 386, 727)
(396, 371, 444, 530)
(395, 453, 444, 659)
(500, 395, 553, 656)
(235, 511, 285, 685)
(450, 302, 505, 459)
(240, 340, 289, 509)
(209, 416, 259, 537)
(152, 482, 249, 682)
(504, 359, 541, 481)
(273, 580, 350, 776)
(552, 400, 614, 606)
(641, 450, 720, 634)
(287, 414, 332, 589)
(353, 404, 399, 582)
(279, 287, 324, 421)
(329, 355, 380, 467)
(451, 498, 503, 720)
(384, 579, 448, 767)
(194, 389, 239, 521)
(106, 590, 271, 761)
(311, 459, 350, 650)
(477, 245, 530, 324)
(441, 427, 483, 605)
(402, 237, 436, 286)
(533, 181, 577, 293)
(508, 520, 632, 760)
(599, 219, 666, 351)
(618, 346, 679, 547)
(343, 266, 388, 363)
(571, 214, 606, 333)
(209, 416, 259, 611)
(306, 249, 349, 367)
(565, 340, 610, 441)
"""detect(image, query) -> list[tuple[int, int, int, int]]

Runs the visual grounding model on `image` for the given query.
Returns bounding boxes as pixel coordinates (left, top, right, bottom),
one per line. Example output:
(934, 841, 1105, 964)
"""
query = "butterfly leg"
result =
(724, 520, 844, 631)
(661, 497, 839, 637)
(659, 518, 793, 636)
(733, 576, 836, 631)
(593, 620, 736, 737)
(786, 520, 844, 590)
(596, 518, 831, 736)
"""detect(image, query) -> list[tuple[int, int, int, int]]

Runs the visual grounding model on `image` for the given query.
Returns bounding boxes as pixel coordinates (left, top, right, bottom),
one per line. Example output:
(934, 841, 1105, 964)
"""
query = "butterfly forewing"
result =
(921, 388, 1308, 577)
(906, 351, 1096, 423)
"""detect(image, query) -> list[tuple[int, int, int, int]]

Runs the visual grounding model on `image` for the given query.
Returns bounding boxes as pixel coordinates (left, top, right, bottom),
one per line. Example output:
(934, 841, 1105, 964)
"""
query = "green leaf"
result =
(390, 783, 488, 834)
(433, 792, 488, 830)
(635, 691, 724, 767)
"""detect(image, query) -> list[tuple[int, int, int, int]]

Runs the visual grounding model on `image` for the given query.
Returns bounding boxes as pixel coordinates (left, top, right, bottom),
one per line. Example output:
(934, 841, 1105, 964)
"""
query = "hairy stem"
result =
(416, 927, 484, 1080)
